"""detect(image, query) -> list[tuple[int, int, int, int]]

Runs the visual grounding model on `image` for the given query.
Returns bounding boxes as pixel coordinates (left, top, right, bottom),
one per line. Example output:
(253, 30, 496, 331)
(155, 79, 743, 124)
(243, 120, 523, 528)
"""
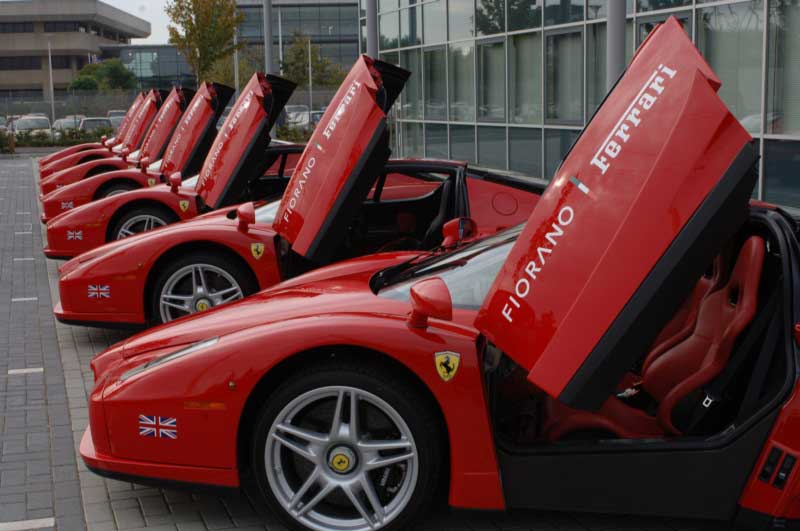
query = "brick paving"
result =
(0, 155, 730, 530)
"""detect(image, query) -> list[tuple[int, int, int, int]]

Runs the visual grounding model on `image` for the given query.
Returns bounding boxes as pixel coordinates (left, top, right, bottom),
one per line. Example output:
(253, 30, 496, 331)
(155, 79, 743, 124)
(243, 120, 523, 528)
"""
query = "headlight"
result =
(120, 337, 219, 381)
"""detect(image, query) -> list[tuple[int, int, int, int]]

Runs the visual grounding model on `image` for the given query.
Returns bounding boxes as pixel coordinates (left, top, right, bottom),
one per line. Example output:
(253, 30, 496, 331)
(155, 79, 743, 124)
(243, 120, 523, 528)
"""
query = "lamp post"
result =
(233, 29, 240, 98)
(45, 33, 55, 124)
(262, 0, 275, 73)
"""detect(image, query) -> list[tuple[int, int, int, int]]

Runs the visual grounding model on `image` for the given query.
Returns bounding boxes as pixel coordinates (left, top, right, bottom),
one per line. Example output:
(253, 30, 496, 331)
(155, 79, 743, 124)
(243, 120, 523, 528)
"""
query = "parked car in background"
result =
(109, 115, 124, 131)
(52, 116, 83, 139)
(13, 115, 52, 138)
(79, 117, 112, 133)
(107, 110, 127, 118)
(284, 104, 310, 128)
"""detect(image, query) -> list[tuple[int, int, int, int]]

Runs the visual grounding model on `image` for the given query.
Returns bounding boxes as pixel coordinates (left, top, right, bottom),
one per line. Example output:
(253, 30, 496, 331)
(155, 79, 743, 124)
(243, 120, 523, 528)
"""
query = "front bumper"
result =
(80, 427, 239, 488)
(53, 301, 144, 329)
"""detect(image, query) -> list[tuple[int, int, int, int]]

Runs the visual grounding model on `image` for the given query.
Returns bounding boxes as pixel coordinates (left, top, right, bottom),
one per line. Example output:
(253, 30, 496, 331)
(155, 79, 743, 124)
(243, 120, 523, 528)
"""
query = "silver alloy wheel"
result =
(115, 214, 166, 239)
(265, 386, 418, 531)
(158, 263, 244, 322)
(105, 188, 131, 197)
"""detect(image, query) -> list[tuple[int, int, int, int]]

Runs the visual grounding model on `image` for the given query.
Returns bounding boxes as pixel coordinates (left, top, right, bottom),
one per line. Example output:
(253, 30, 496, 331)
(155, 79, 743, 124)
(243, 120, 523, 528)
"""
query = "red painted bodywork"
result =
(40, 83, 233, 223)
(44, 73, 295, 259)
(39, 92, 145, 169)
(474, 17, 752, 403)
(40, 90, 163, 179)
(54, 163, 538, 326)
(39, 88, 187, 196)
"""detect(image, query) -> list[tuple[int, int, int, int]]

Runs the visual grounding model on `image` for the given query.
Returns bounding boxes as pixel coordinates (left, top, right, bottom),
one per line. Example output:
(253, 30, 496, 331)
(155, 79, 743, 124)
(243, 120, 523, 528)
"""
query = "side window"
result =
(378, 171, 447, 202)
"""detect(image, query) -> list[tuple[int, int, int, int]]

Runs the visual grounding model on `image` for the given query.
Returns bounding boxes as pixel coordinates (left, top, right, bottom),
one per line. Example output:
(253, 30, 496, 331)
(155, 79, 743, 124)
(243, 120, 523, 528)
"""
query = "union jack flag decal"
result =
(67, 230, 83, 241)
(61, 201, 74, 210)
(87, 285, 110, 299)
(138, 415, 178, 439)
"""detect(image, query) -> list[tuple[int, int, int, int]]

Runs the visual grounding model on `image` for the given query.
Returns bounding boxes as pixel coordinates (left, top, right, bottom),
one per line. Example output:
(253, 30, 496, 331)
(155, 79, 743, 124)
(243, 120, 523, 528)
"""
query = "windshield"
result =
(147, 159, 163, 172)
(182, 175, 199, 188)
(82, 119, 110, 131)
(17, 118, 50, 129)
(378, 225, 522, 310)
(255, 200, 281, 224)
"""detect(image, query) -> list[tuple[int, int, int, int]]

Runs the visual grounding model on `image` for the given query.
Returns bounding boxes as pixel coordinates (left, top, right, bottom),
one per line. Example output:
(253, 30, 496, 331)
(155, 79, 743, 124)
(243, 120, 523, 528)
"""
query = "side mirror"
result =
(408, 277, 453, 329)
(101, 135, 107, 144)
(168, 172, 182, 192)
(121, 147, 130, 162)
(442, 217, 477, 247)
(237, 202, 256, 232)
(139, 156, 150, 173)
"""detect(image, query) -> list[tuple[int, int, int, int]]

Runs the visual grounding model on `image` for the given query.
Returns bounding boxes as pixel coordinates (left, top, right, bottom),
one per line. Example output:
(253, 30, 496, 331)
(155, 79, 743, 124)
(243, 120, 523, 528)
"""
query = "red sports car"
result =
(54, 158, 540, 327)
(38, 92, 145, 170)
(39, 83, 234, 223)
(43, 72, 298, 259)
(39, 89, 166, 180)
(81, 20, 799, 530)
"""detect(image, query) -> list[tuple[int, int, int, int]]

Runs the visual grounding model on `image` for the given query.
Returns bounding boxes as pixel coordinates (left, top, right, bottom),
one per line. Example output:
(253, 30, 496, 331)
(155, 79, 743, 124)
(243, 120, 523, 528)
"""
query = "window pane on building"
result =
(767, 0, 800, 134)
(637, 0, 690, 12)
(424, 47, 447, 120)
(477, 39, 505, 122)
(380, 0, 399, 12)
(450, 125, 476, 162)
(380, 11, 400, 49)
(477, 0, 505, 35)
(544, 128, 579, 179)
(360, 18, 367, 53)
(478, 126, 506, 168)
(544, 0, 583, 25)
(449, 42, 475, 121)
(400, 5, 422, 46)
(764, 139, 800, 208)
(449, 0, 474, 40)
(426, 123, 448, 157)
(509, 127, 542, 176)
(402, 121, 424, 157)
(637, 12, 691, 45)
(509, 0, 542, 31)
(509, 32, 542, 124)
(423, 0, 447, 43)
(697, 1, 763, 133)
(586, 22, 606, 117)
(545, 30, 583, 124)
(400, 49, 423, 119)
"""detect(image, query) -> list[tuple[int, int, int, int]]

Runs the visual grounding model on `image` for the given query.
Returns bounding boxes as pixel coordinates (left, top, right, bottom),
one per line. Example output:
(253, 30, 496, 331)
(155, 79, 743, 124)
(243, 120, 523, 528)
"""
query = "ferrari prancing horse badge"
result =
(434, 351, 460, 382)
(251, 243, 265, 259)
(179, 200, 189, 212)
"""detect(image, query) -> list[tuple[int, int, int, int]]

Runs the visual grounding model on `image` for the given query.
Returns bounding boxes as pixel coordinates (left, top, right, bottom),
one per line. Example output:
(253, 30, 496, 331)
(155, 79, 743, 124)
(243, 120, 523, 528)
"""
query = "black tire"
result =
(250, 359, 445, 531)
(149, 250, 258, 324)
(109, 204, 178, 241)
(97, 181, 139, 199)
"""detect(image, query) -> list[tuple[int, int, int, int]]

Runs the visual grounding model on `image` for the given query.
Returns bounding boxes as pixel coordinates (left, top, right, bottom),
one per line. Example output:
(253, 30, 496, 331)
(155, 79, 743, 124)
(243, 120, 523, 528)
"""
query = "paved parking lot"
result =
(0, 155, 730, 530)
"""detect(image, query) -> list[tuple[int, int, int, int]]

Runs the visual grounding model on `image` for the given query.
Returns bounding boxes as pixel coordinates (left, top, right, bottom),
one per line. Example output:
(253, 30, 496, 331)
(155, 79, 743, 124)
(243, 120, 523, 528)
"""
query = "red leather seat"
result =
(544, 236, 765, 440)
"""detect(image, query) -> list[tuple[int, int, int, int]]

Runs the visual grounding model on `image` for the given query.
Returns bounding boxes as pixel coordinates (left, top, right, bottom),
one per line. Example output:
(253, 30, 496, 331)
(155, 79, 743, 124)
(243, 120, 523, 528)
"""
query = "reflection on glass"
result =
(764, 139, 800, 208)
(449, 0, 474, 40)
(477, 0, 505, 35)
(509, 32, 542, 124)
(380, 11, 400, 49)
(509, 0, 542, 31)
(400, 49, 423, 119)
(544, 128, 579, 179)
(426, 123, 448, 158)
(450, 125, 476, 163)
(545, 30, 583, 124)
(423, 0, 447, 43)
(544, 0, 583, 25)
(402, 121, 424, 157)
(380, 0, 398, 12)
(478, 127, 506, 168)
(360, 18, 367, 53)
(637, 13, 691, 45)
(637, 0, 690, 11)
(767, 0, 800, 134)
(424, 47, 447, 120)
(478, 40, 505, 122)
(697, 1, 763, 133)
(509, 127, 542, 176)
(586, 23, 606, 116)
(449, 43, 475, 122)
(400, 5, 422, 46)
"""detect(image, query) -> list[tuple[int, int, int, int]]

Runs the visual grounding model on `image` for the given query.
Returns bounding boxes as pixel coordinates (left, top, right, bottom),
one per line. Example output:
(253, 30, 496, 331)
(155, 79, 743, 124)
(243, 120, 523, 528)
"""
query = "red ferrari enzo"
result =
(39, 89, 166, 180)
(43, 72, 297, 259)
(38, 92, 145, 170)
(81, 19, 800, 530)
(54, 159, 540, 327)
(39, 82, 234, 223)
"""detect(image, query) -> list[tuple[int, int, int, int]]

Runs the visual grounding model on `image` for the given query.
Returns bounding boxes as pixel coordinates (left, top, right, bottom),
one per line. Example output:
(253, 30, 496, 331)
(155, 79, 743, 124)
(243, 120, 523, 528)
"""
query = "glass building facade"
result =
(365, 0, 800, 210)
(103, 45, 196, 89)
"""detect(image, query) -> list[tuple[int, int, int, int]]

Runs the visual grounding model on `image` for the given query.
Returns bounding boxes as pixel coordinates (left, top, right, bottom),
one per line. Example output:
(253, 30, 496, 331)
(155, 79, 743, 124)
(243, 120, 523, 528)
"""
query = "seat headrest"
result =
(726, 236, 765, 307)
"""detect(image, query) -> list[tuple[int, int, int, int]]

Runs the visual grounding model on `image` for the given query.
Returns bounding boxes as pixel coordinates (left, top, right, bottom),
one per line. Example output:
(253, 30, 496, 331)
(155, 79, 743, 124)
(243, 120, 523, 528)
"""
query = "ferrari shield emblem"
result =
(147, 178, 156, 187)
(251, 243, 265, 259)
(179, 200, 189, 212)
(434, 351, 460, 382)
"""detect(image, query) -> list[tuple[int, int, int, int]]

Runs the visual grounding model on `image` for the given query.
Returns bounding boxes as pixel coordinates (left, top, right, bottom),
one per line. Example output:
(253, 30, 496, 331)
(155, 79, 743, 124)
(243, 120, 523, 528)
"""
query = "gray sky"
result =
(103, 0, 171, 44)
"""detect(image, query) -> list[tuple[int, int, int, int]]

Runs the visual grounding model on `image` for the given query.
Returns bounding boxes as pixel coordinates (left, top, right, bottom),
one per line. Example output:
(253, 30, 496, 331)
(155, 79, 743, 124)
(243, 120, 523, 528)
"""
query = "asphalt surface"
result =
(0, 155, 731, 530)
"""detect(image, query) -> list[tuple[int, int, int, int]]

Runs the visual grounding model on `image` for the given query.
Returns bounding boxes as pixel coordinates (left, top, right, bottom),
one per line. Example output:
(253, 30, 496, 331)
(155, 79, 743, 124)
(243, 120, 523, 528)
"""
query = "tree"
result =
(166, 0, 244, 82)
(281, 33, 346, 88)
(69, 59, 137, 91)
(208, 44, 262, 88)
